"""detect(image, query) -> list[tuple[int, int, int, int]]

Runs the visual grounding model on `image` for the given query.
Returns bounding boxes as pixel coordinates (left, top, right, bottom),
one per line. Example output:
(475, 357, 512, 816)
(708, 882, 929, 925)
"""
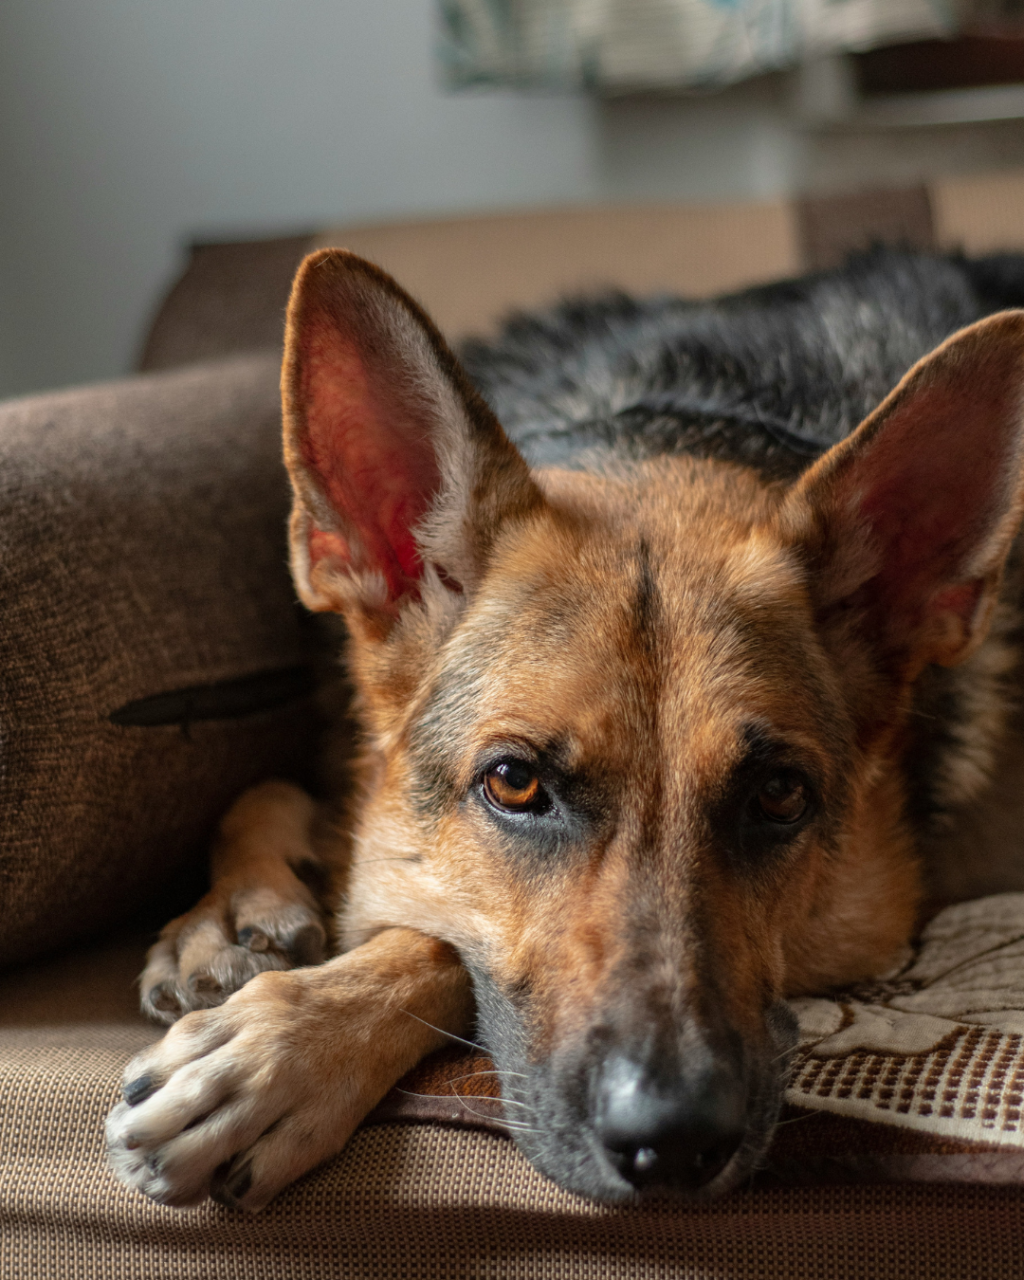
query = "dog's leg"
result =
(140, 780, 339, 1024)
(108, 928, 473, 1210)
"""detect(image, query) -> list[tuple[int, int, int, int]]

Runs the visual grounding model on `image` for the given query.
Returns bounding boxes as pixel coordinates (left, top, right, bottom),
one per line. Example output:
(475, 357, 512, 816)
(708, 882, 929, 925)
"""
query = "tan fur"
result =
(138, 781, 335, 1024)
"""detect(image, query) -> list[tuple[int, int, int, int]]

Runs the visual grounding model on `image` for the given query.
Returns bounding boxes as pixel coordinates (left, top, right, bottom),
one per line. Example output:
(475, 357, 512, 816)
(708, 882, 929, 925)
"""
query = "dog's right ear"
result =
(282, 249, 542, 634)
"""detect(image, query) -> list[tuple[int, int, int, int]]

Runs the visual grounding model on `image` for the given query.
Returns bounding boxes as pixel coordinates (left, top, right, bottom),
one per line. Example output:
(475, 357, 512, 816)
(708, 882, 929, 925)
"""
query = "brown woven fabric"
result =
(0, 354, 325, 968)
(7, 1126, 1024, 1280)
(4, 939, 1024, 1280)
(138, 235, 314, 373)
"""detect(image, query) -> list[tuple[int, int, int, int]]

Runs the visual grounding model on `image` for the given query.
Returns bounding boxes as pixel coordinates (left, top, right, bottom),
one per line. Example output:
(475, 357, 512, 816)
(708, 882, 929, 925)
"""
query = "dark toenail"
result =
(227, 1163, 252, 1200)
(238, 927, 269, 953)
(289, 923, 325, 966)
(190, 973, 222, 995)
(212, 1161, 252, 1209)
(123, 1075, 156, 1105)
(149, 984, 181, 1015)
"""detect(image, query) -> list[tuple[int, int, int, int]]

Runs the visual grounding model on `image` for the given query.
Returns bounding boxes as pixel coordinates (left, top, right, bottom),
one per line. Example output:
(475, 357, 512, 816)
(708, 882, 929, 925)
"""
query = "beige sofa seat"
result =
(4, 936, 1024, 1279)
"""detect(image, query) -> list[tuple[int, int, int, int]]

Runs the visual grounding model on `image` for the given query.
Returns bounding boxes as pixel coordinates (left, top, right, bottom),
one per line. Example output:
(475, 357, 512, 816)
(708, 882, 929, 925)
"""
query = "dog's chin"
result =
(510, 1127, 638, 1204)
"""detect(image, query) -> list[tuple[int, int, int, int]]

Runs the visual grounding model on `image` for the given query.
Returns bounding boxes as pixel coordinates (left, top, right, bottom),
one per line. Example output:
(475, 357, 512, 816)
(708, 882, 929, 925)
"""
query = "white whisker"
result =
(400, 1008, 488, 1054)
(443, 1071, 531, 1106)
(394, 1085, 539, 1133)
(453, 1095, 540, 1133)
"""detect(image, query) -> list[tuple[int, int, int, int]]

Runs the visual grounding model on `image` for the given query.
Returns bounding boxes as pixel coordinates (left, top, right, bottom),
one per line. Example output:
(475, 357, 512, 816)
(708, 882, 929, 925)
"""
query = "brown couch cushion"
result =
(0, 353, 325, 968)
(138, 235, 313, 374)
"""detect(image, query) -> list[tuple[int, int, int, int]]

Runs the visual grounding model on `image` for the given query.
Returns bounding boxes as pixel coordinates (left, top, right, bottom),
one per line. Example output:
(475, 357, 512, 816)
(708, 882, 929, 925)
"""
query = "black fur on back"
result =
(461, 248, 1024, 482)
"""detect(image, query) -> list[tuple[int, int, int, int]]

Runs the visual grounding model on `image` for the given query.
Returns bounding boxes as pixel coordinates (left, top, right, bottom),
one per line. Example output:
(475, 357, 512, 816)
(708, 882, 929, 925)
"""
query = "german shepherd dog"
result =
(108, 246, 1024, 1210)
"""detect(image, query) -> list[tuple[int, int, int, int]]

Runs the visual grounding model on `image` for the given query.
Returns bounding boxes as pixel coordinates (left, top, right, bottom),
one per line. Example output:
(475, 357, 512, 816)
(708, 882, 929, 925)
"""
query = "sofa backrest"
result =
(139, 169, 1024, 375)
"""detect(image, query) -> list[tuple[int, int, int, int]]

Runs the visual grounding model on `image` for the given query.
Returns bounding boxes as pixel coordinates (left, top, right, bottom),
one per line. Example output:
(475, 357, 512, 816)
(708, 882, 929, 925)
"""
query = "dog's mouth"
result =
(473, 975, 799, 1202)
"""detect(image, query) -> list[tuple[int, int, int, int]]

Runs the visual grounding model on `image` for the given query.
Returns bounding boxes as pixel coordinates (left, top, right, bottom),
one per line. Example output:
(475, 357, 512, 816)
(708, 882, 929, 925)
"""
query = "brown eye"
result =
(757, 772, 808, 824)
(484, 760, 544, 812)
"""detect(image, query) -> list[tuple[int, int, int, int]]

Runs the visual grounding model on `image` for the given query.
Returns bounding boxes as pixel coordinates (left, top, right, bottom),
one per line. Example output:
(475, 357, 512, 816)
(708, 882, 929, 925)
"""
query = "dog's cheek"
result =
(771, 813, 921, 995)
(338, 795, 522, 957)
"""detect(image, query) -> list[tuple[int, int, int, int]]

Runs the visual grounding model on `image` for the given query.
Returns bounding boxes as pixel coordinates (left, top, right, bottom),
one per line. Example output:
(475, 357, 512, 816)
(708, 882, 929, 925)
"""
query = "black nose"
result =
(593, 1054, 746, 1190)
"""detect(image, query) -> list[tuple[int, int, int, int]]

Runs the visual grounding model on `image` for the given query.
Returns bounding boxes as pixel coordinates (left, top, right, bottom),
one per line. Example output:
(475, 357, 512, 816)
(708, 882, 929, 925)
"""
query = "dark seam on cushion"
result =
(108, 665, 317, 729)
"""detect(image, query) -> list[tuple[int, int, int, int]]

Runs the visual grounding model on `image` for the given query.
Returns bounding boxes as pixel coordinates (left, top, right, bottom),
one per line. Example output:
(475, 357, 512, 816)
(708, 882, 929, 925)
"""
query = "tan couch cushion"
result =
(313, 201, 802, 339)
(137, 171, 1024, 385)
(3, 937, 1024, 1280)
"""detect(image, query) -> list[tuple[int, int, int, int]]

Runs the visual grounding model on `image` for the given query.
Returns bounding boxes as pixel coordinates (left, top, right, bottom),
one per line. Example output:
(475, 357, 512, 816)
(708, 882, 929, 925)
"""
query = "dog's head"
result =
(281, 250, 1024, 1200)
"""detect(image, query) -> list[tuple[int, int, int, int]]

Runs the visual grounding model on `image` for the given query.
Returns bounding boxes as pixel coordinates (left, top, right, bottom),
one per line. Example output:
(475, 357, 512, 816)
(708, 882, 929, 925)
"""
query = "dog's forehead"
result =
(428, 458, 838, 775)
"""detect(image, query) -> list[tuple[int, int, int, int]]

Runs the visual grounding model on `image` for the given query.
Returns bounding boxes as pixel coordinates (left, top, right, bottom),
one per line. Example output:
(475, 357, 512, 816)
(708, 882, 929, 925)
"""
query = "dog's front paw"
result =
(108, 968, 374, 1211)
(140, 899, 325, 1025)
(140, 782, 329, 1025)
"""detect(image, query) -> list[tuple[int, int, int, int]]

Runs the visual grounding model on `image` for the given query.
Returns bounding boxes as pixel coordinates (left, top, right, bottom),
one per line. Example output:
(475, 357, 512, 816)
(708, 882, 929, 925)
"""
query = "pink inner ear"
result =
(848, 375, 1015, 627)
(299, 320, 443, 600)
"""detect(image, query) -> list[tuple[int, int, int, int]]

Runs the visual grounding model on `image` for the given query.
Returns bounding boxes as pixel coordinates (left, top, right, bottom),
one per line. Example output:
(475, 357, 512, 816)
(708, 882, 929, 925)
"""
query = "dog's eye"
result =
(756, 772, 808, 824)
(484, 760, 547, 813)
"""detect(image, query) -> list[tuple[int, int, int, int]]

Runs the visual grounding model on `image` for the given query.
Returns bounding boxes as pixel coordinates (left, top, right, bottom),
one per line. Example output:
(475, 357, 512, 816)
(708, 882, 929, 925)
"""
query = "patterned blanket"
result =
(790, 893, 1024, 1150)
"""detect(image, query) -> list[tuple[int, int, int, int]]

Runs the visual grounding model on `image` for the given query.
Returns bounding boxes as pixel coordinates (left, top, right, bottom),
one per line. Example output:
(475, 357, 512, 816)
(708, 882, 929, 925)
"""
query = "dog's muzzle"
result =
(471, 960, 799, 1202)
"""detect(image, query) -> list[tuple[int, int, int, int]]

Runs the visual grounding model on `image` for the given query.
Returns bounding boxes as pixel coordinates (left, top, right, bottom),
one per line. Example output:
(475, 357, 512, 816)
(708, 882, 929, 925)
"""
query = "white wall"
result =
(5, 1, 1024, 399)
(0, 0, 821, 398)
(2, 0, 604, 398)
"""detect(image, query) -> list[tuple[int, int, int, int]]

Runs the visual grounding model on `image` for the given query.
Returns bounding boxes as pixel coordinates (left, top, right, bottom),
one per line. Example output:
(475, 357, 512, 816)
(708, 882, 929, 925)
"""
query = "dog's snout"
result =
(593, 1053, 746, 1191)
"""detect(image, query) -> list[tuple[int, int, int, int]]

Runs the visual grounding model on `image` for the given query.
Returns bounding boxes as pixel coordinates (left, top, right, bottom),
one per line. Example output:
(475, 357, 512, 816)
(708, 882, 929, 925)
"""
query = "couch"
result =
(5, 177, 1024, 1279)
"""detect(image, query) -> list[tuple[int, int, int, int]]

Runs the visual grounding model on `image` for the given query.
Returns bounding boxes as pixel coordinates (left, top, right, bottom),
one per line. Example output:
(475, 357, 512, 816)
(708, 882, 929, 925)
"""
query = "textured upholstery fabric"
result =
(3, 938, 1024, 1280)
(0, 354, 324, 968)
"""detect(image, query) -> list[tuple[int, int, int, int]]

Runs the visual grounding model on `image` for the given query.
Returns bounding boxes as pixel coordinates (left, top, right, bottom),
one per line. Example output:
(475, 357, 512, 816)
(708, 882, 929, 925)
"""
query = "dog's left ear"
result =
(281, 248, 542, 631)
(785, 310, 1024, 677)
